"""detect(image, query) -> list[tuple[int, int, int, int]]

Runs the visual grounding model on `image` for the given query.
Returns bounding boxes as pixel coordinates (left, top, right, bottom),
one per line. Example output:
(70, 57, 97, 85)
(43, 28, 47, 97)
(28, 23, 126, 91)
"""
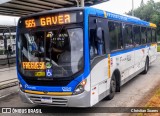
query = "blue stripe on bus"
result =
(86, 7, 150, 27)
(110, 44, 150, 57)
(106, 11, 149, 26)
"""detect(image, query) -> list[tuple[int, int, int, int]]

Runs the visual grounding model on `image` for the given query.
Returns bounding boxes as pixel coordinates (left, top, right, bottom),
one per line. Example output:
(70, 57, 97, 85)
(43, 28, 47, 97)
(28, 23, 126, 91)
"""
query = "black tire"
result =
(106, 74, 116, 100)
(142, 57, 149, 74)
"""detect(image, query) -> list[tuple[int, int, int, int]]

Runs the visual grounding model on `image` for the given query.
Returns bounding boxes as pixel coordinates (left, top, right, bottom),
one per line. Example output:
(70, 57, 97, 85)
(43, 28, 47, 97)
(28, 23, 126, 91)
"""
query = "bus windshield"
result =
(18, 27, 84, 78)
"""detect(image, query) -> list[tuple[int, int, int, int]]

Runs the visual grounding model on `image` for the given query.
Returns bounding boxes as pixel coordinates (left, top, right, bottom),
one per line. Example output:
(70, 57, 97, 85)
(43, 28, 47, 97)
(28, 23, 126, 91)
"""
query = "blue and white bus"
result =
(17, 7, 157, 107)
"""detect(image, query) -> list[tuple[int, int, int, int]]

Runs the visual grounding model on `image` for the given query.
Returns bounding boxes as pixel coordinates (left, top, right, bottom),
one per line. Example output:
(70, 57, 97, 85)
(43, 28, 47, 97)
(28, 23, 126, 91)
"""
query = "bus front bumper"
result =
(19, 90, 91, 107)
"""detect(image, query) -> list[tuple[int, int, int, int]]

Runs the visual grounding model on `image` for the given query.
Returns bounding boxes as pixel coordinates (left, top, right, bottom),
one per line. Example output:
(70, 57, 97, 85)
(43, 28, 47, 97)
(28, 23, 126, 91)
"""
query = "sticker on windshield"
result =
(35, 72, 45, 77)
(46, 69, 53, 77)
(46, 62, 52, 69)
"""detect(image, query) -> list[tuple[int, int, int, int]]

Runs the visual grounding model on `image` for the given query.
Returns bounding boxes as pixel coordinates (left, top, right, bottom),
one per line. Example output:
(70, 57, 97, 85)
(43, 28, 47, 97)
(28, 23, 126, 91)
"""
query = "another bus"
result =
(17, 7, 157, 107)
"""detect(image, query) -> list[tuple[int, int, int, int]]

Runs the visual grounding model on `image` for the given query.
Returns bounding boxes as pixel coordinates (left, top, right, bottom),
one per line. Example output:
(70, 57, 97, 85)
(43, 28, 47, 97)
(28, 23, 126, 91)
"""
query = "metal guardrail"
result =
(0, 55, 17, 90)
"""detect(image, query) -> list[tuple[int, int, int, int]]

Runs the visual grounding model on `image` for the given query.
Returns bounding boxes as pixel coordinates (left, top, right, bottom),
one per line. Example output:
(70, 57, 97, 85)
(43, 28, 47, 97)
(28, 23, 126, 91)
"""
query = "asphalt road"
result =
(0, 54, 160, 116)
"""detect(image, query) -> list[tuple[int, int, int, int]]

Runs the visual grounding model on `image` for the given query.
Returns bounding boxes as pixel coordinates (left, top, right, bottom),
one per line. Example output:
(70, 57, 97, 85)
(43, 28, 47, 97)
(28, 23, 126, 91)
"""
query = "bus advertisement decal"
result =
(46, 62, 52, 69)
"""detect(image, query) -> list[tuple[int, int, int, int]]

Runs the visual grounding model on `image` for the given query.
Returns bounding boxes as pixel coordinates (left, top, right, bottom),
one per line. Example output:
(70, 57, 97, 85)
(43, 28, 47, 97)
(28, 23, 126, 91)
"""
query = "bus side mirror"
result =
(96, 27, 103, 44)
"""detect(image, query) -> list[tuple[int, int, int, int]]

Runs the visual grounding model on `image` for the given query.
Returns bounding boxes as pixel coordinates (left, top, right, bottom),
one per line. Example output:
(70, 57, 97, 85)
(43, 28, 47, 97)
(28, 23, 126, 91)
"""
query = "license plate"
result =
(41, 98, 52, 103)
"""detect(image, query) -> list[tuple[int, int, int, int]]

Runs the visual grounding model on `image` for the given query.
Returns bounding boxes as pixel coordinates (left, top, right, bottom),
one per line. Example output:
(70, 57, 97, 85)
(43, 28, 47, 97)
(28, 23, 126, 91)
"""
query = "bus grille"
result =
(29, 96, 68, 106)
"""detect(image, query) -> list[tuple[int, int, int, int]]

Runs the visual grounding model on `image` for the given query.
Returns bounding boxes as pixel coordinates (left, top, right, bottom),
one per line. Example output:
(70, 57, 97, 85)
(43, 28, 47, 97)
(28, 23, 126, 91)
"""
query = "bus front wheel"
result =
(106, 74, 116, 100)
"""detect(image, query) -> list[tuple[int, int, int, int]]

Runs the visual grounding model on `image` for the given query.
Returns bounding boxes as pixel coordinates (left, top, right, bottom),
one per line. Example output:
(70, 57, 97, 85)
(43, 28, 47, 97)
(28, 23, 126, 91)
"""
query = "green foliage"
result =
(157, 45, 160, 52)
(127, 0, 160, 38)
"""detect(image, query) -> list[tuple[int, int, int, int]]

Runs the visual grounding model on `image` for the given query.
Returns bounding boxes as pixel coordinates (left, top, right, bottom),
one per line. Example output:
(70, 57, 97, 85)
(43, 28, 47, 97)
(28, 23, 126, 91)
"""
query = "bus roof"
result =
(19, 7, 156, 28)
(85, 7, 156, 28)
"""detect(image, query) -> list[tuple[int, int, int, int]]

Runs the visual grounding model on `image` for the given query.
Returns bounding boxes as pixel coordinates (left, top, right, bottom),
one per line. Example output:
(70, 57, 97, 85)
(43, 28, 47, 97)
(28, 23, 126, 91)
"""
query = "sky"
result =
(0, 15, 19, 26)
(0, 0, 159, 26)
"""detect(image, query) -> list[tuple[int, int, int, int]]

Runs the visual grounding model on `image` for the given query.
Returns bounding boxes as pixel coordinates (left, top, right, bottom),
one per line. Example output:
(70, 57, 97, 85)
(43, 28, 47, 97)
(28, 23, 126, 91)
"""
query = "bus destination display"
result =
(24, 13, 76, 28)
(22, 62, 46, 70)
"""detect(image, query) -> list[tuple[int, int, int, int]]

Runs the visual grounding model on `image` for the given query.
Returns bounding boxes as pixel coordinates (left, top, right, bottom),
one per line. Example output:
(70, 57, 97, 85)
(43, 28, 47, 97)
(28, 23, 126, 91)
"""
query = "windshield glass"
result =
(18, 27, 84, 78)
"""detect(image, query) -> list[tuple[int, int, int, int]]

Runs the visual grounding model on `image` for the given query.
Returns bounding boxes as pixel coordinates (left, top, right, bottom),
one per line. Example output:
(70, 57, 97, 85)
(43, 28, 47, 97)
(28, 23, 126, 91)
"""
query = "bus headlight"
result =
(73, 79, 87, 95)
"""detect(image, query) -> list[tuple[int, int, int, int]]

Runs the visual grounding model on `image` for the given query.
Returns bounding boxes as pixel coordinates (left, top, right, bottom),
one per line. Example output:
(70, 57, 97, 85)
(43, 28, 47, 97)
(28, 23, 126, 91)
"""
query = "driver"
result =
(52, 43, 64, 53)
(46, 31, 64, 53)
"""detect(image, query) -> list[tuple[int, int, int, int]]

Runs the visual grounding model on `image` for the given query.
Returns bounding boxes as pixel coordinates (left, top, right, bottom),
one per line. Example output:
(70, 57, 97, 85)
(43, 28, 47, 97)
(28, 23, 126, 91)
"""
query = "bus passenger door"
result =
(89, 17, 109, 106)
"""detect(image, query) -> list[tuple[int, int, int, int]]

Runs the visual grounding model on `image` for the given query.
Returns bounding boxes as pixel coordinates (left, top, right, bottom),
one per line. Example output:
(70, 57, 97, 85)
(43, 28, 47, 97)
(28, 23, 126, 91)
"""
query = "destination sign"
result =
(22, 62, 46, 70)
(24, 13, 77, 28)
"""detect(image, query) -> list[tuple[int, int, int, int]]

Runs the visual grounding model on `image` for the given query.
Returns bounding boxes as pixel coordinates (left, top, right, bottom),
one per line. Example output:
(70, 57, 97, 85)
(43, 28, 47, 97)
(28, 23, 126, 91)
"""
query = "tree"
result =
(127, 0, 160, 41)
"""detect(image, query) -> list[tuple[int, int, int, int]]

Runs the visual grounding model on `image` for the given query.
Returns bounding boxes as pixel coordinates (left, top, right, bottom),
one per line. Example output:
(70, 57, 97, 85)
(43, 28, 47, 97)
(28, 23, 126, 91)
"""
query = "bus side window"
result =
(152, 29, 156, 42)
(108, 21, 123, 51)
(147, 28, 152, 43)
(141, 27, 147, 44)
(89, 28, 105, 59)
(133, 26, 141, 46)
(123, 24, 133, 49)
(90, 29, 98, 59)
(96, 27, 105, 55)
